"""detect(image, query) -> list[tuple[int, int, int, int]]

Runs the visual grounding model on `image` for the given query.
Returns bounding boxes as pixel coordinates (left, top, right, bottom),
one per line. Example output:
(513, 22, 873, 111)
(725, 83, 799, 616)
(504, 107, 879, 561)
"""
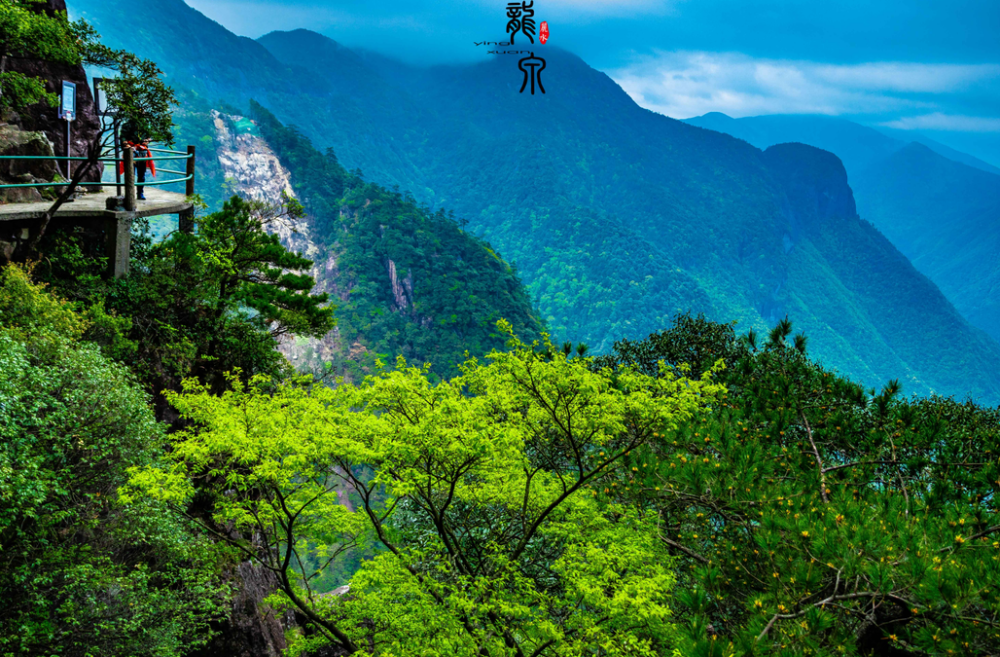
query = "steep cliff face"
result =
(211, 111, 315, 253)
(684, 112, 1000, 348)
(761, 142, 1000, 401)
(212, 112, 294, 208)
(7, 0, 103, 182)
(763, 143, 858, 227)
(209, 110, 352, 370)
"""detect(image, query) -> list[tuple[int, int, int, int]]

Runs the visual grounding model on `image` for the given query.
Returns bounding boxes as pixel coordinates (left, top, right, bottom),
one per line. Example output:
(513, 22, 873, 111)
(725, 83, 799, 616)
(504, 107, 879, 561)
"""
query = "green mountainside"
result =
(69, 0, 1000, 404)
(684, 112, 1000, 344)
(243, 101, 544, 379)
(259, 31, 1000, 402)
(852, 143, 1000, 343)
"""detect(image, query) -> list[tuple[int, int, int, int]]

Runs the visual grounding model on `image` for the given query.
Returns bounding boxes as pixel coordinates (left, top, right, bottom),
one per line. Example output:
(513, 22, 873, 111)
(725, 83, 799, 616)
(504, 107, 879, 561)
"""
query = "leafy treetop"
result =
(124, 323, 725, 656)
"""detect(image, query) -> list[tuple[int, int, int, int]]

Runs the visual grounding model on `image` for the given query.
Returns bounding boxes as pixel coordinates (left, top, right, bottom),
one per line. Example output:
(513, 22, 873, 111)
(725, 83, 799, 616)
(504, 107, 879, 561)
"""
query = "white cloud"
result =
(881, 112, 1000, 132)
(541, 0, 673, 12)
(813, 63, 1000, 93)
(465, 0, 678, 19)
(608, 51, 999, 120)
(186, 0, 348, 36)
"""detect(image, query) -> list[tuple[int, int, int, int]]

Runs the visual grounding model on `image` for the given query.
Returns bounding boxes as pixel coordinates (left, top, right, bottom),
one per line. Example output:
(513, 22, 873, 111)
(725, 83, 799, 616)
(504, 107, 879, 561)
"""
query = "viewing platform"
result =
(0, 146, 196, 278)
(0, 187, 192, 222)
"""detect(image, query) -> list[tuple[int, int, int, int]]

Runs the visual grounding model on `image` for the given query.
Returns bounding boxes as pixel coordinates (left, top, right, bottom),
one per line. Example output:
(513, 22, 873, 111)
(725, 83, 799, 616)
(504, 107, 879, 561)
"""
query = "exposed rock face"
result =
(386, 258, 414, 311)
(212, 111, 296, 208)
(0, 123, 58, 203)
(762, 143, 858, 227)
(211, 110, 319, 255)
(6, 0, 103, 183)
(195, 113, 348, 656)
(210, 110, 353, 372)
(188, 562, 291, 657)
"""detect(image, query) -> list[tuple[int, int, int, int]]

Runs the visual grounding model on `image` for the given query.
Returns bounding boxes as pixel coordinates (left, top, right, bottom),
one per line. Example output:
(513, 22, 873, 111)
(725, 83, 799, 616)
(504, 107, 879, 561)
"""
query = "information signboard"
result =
(59, 81, 76, 121)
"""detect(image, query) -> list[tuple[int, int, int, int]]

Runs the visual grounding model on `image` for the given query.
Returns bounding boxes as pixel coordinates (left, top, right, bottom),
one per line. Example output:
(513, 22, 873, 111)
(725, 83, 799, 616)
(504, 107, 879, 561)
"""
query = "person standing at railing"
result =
(118, 121, 156, 201)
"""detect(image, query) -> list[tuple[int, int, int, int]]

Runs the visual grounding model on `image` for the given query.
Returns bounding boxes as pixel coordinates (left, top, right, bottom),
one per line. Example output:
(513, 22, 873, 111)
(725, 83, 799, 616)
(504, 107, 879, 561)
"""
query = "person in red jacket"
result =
(118, 122, 156, 200)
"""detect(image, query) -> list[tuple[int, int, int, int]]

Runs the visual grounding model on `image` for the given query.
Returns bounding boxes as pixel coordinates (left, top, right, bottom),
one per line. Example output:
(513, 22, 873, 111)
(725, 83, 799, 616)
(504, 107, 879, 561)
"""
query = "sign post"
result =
(59, 81, 76, 181)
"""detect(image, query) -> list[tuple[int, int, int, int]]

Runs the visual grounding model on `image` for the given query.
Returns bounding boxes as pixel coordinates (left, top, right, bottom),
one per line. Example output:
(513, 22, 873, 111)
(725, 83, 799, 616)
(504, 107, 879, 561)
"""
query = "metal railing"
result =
(0, 146, 196, 211)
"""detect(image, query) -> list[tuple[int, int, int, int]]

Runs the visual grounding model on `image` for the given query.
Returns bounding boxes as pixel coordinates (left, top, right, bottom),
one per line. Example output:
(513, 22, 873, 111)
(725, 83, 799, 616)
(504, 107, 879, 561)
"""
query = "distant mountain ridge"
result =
(685, 112, 1000, 176)
(684, 112, 1000, 344)
(853, 142, 1000, 343)
(70, 0, 1000, 403)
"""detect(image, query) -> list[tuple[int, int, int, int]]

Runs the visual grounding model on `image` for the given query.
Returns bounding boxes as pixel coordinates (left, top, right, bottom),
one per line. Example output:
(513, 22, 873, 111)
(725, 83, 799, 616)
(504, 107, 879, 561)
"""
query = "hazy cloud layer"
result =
(881, 113, 1000, 133)
(484, 0, 677, 16)
(610, 51, 1000, 132)
(183, 0, 1000, 163)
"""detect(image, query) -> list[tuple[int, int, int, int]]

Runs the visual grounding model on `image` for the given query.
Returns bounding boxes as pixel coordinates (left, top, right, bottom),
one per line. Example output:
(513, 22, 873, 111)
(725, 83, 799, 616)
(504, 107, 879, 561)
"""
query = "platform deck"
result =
(0, 188, 192, 222)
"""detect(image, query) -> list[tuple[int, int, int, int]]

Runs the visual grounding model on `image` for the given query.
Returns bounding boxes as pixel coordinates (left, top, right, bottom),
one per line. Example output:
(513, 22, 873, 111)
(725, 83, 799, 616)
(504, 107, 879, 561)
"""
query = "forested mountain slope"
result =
(853, 143, 1000, 343)
(206, 104, 543, 380)
(685, 112, 1000, 343)
(70, 0, 1000, 403)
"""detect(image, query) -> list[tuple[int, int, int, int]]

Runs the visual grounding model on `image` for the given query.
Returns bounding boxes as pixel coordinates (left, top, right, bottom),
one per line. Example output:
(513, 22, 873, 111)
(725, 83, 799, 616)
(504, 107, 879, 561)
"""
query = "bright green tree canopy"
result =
(126, 324, 725, 656)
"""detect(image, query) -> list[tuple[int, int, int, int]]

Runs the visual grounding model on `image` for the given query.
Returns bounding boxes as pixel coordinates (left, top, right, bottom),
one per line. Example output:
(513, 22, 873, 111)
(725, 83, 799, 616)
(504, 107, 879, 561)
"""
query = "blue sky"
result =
(186, 0, 1000, 165)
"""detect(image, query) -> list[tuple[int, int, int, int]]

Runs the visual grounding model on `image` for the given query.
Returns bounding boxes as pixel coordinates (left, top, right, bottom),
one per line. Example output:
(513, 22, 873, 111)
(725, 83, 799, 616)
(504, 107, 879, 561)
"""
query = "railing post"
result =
(178, 145, 196, 233)
(114, 119, 122, 197)
(123, 148, 135, 211)
(185, 145, 196, 197)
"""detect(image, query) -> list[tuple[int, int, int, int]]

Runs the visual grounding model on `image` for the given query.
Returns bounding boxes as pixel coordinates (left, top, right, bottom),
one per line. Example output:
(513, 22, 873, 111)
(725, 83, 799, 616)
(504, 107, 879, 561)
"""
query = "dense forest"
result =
(1, 1, 999, 656)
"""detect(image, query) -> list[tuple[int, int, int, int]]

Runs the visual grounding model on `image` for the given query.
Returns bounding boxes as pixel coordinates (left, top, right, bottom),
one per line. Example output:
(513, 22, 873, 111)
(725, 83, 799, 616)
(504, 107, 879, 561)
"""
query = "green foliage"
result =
(0, 265, 228, 656)
(193, 194, 333, 339)
(598, 313, 1000, 656)
(0, 0, 81, 111)
(35, 195, 333, 402)
(0, 262, 85, 342)
(126, 324, 725, 655)
(98, 50, 177, 144)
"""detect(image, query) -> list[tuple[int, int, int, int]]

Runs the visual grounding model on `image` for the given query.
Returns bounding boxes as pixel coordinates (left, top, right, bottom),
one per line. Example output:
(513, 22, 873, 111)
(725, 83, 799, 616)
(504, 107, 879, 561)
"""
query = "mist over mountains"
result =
(684, 113, 1000, 177)
(685, 112, 1000, 345)
(72, 0, 1000, 403)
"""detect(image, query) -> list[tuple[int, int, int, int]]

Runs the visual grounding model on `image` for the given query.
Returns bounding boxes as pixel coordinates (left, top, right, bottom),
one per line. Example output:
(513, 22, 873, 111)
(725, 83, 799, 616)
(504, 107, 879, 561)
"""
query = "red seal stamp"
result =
(539, 21, 549, 44)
